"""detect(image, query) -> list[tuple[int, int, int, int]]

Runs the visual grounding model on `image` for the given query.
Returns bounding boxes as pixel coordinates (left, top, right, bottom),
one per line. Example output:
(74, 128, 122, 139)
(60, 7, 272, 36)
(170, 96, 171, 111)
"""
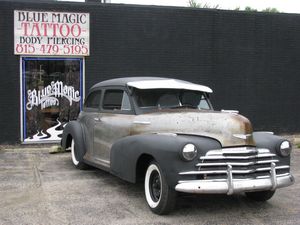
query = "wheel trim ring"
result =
(71, 139, 79, 166)
(145, 164, 162, 208)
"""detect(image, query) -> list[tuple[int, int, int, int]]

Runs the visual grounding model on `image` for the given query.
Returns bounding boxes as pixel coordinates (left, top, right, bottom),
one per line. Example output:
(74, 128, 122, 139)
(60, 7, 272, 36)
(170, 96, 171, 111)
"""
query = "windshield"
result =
(132, 89, 211, 110)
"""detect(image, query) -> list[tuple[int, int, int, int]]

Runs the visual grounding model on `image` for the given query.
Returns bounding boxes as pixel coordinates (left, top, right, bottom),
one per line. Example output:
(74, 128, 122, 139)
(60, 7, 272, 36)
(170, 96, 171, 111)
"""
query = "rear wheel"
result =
(144, 161, 176, 215)
(245, 190, 275, 201)
(71, 139, 88, 170)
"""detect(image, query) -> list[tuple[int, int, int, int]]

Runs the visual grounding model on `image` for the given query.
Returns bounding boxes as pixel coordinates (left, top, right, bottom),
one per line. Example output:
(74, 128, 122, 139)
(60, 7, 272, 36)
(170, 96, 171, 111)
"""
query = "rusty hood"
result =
(132, 110, 255, 147)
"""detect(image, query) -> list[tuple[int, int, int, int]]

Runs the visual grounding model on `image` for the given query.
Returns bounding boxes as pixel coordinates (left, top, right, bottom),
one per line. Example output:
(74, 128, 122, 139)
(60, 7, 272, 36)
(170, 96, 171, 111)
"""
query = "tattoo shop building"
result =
(0, 0, 300, 144)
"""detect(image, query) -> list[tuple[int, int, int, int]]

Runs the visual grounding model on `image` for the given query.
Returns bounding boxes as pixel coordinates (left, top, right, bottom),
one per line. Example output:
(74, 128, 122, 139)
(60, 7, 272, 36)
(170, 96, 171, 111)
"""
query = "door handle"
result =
(94, 117, 101, 122)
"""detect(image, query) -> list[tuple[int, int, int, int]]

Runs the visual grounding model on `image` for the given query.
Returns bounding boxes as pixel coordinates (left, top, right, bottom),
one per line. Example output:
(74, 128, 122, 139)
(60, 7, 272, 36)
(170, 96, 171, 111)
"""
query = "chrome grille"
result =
(179, 147, 289, 180)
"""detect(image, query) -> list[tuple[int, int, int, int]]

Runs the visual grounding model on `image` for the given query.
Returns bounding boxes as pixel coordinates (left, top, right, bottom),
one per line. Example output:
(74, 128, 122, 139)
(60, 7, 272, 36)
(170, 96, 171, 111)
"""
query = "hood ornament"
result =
(221, 109, 239, 114)
(233, 134, 252, 140)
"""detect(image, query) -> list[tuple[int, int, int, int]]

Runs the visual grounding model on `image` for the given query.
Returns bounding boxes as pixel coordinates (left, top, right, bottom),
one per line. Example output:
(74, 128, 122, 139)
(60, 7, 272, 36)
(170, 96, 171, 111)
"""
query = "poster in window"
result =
(22, 57, 83, 143)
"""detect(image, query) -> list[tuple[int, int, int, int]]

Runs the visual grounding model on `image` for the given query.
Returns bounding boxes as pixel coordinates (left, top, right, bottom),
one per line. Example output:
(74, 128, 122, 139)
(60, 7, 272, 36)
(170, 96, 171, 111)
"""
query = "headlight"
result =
(182, 144, 197, 161)
(277, 140, 292, 157)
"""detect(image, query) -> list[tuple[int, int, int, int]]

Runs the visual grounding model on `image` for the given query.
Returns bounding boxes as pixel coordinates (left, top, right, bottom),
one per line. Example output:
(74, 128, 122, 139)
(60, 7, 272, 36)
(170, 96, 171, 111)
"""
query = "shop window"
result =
(22, 57, 84, 143)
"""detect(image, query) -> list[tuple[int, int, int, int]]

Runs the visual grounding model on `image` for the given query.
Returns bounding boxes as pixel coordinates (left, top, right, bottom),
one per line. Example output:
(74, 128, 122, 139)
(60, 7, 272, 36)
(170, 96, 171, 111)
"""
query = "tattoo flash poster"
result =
(22, 58, 83, 143)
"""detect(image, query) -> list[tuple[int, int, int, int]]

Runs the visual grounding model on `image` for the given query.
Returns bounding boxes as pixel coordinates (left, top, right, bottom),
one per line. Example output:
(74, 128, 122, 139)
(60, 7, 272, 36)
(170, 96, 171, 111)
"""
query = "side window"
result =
(85, 91, 101, 109)
(103, 90, 132, 111)
(199, 96, 210, 110)
(121, 92, 131, 110)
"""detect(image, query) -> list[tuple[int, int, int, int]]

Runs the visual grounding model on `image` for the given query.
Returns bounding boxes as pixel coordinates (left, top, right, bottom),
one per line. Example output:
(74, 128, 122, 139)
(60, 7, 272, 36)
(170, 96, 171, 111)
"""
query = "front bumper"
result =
(175, 163, 295, 194)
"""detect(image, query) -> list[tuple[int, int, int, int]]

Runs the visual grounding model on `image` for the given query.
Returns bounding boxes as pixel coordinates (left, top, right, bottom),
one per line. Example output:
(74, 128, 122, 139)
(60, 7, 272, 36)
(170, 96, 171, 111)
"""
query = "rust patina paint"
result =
(130, 110, 255, 147)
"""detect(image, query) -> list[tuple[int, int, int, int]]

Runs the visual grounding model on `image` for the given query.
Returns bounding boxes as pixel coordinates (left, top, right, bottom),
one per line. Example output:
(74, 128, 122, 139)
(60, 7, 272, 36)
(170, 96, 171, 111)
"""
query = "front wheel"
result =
(245, 190, 275, 201)
(144, 161, 176, 215)
(71, 139, 88, 170)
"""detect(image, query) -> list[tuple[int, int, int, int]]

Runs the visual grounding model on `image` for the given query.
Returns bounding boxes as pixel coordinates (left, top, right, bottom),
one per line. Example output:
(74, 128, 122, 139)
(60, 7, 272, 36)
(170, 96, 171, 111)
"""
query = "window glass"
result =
(121, 92, 131, 111)
(85, 91, 101, 109)
(22, 57, 83, 143)
(181, 91, 210, 110)
(133, 89, 211, 110)
(199, 96, 210, 110)
(103, 90, 131, 111)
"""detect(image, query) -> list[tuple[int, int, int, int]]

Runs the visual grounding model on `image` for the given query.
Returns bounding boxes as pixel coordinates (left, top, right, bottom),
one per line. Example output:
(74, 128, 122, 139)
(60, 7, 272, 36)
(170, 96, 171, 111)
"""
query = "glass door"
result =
(21, 57, 84, 143)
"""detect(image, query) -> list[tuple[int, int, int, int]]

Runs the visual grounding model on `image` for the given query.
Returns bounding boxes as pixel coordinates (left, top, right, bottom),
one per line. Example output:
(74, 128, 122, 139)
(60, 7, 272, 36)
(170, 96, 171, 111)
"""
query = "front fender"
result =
(253, 132, 291, 166)
(110, 134, 221, 188)
(61, 121, 86, 160)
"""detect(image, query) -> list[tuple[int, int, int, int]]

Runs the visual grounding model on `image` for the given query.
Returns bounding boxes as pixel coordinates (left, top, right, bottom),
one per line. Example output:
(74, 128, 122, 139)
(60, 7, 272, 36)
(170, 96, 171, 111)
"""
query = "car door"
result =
(80, 89, 102, 161)
(93, 88, 135, 168)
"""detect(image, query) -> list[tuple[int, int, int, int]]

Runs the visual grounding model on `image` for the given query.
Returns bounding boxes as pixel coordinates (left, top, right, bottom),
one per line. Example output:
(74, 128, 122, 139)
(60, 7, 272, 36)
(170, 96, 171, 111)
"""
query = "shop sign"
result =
(14, 10, 90, 56)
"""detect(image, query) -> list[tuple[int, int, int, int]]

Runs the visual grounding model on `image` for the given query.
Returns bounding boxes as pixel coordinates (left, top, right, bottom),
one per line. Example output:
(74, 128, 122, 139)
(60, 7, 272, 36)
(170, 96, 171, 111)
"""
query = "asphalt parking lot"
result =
(0, 145, 299, 225)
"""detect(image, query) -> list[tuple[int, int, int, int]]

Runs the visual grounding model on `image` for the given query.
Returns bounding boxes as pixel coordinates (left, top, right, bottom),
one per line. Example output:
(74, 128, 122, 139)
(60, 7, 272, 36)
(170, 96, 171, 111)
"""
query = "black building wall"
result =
(0, 0, 300, 143)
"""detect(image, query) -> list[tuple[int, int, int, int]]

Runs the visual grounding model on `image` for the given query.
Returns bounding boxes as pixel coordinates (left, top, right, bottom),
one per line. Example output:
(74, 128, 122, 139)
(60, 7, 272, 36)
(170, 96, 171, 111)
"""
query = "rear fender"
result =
(61, 121, 86, 160)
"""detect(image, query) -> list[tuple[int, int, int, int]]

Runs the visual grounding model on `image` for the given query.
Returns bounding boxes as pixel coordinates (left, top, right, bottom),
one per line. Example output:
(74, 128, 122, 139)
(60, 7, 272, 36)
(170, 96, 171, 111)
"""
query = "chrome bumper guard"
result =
(175, 163, 295, 194)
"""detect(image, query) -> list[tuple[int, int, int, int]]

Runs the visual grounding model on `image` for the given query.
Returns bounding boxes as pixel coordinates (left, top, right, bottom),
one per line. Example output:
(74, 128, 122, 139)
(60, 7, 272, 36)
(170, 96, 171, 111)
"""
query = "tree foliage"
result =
(188, 0, 219, 9)
(188, 1, 280, 13)
(244, 6, 257, 12)
(262, 7, 280, 13)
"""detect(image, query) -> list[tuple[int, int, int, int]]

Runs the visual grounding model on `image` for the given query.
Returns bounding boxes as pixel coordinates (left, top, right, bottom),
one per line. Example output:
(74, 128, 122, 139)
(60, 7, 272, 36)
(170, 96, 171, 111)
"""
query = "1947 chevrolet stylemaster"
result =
(61, 77, 294, 214)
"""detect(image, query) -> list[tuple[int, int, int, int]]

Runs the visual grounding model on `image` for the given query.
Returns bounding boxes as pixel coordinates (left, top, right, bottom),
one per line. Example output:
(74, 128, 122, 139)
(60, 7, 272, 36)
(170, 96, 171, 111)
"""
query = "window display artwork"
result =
(22, 57, 83, 143)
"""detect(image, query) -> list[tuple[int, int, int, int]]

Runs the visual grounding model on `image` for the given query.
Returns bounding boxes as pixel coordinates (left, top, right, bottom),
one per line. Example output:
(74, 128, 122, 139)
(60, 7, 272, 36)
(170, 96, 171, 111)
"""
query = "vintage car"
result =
(61, 77, 294, 214)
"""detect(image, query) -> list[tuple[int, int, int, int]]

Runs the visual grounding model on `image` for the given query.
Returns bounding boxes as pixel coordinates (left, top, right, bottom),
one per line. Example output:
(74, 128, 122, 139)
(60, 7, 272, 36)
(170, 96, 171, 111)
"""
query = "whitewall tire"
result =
(71, 139, 79, 166)
(145, 164, 162, 208)
(70, 138, 88, 170)
(144, 161, 176, 214)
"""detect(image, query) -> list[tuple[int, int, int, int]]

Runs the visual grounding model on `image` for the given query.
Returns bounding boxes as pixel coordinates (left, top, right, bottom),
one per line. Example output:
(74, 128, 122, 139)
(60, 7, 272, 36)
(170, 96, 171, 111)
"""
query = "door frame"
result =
(20, 56, 85, 143)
